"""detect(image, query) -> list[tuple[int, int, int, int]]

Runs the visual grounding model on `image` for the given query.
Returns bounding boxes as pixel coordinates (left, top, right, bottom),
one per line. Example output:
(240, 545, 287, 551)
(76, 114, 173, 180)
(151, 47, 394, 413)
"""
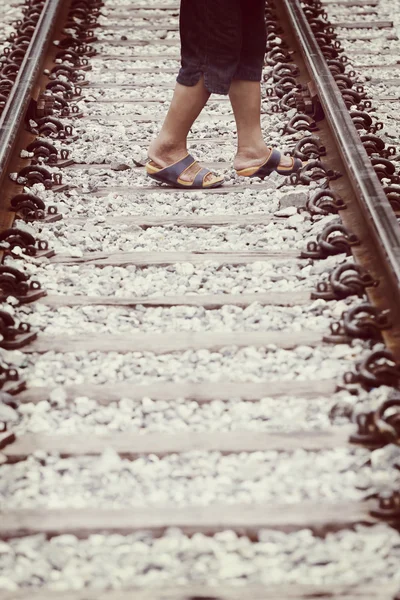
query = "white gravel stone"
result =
(6, 340, 374, 389)
(19, 300, 356, 336)
(32, 185, 287, 217)
(5, 255, 349, 297)
(35, 220, 319, 254)
(1, 447, 397, 509)
(13, 382, 395, 436)
(0, 526, 400, 588)
(13, 388, 368, 436)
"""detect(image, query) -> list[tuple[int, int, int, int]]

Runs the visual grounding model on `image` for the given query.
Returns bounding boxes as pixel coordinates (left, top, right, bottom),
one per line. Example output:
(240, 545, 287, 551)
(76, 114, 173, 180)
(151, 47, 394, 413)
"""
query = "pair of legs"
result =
(148, 0, 293, 185)
(148, 78, 292, 184)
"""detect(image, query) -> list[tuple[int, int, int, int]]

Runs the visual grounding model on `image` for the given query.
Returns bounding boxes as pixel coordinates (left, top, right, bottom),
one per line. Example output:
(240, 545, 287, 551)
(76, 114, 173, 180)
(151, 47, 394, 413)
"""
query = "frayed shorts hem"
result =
(177, 68, 263, 95)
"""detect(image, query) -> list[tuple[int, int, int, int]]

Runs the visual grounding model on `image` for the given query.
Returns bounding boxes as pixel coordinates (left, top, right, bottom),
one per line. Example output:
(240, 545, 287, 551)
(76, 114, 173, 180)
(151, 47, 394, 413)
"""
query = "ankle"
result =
(233, 143, 272, 171)
(235, 142, 269, 160)
(151, 130, 187, 153)
(148, 136, 188, 165)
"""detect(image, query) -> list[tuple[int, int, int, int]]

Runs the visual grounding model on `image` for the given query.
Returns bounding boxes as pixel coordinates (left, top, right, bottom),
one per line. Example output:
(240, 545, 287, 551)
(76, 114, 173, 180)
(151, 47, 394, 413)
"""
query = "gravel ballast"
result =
(1, 446, 399, 509)
(0, 526, 399, 590)
(12, 394, 346, 434)
(8, 384, 393, 435)
(7, 255, 348, 295)
(6, 341, 372, 387)
(19, 300, 352, 336)
(28, 183, 310, 217)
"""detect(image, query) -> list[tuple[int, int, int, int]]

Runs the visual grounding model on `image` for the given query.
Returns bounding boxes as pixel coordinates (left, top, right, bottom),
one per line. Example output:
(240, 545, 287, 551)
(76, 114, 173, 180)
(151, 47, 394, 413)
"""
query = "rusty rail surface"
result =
(0, 0, 63, 187)
(280, 0, 400, 361)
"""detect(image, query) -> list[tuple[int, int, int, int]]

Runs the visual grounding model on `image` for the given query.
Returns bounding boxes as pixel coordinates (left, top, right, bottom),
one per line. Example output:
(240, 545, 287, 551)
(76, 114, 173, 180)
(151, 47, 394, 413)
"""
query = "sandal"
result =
(146, 153, 224, 189)
(235, 148, 302, 179)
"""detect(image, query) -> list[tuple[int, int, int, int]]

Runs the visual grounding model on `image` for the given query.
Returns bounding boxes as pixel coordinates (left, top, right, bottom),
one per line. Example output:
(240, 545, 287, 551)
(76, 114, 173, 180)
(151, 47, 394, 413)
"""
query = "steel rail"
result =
(282, 0, 400, 311)
(0, 0, 63, 185)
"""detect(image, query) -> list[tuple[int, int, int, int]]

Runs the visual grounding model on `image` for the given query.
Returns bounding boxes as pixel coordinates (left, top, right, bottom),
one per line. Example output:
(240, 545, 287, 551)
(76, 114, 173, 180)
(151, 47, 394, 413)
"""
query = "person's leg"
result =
(148, 79, 212, 183)
(147, 0, 241, 185)
(229, 80, 293, 171)
(229, 0, 293, 172)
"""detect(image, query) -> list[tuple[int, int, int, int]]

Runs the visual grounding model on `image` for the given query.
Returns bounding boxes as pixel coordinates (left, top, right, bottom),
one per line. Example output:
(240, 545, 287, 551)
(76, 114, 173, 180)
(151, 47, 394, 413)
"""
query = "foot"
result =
(234, 143, 294, 172)
(148, 138, 215, 184)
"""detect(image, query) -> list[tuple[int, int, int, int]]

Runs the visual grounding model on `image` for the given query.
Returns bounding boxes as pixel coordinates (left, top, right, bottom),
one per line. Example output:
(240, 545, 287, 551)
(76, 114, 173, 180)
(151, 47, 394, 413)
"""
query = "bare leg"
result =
(229, 80, 292, 171)
(148, 78, 216, 183)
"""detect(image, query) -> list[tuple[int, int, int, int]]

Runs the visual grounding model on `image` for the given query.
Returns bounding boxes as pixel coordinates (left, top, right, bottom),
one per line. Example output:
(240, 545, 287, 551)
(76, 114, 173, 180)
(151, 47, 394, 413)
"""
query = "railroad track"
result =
(0, 0, 400, 597)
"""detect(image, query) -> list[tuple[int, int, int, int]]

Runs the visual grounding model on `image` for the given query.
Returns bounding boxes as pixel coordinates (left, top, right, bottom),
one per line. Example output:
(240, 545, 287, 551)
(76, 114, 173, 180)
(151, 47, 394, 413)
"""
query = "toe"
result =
(180, 162, 202, 183)
(204, 172, 215, 183)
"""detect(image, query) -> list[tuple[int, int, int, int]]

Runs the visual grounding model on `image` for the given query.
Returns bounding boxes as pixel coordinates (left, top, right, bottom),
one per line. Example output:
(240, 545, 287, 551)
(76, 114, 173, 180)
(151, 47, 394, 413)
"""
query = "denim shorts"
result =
(177, 0, 267, 95)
